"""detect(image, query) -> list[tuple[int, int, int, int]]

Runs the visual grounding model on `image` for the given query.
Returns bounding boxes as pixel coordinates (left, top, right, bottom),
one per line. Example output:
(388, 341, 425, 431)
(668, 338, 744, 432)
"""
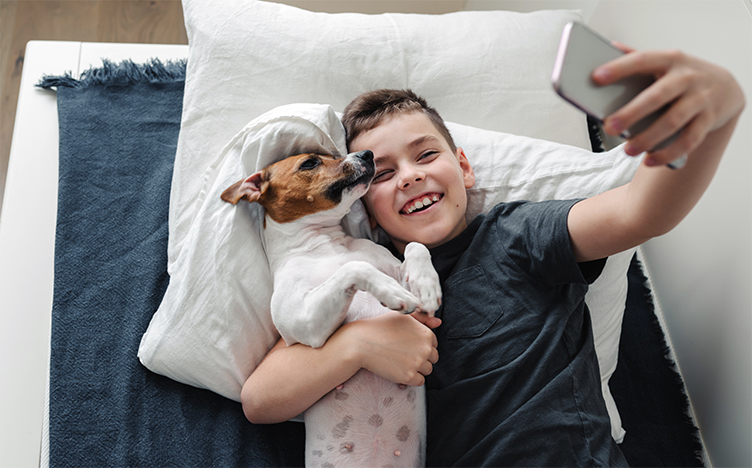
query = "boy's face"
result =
(350, 112, 475, 253)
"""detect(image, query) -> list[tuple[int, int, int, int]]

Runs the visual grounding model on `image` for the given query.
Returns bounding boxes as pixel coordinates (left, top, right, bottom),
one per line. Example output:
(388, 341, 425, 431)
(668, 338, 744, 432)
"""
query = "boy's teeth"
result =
(406, 195, 439, 214)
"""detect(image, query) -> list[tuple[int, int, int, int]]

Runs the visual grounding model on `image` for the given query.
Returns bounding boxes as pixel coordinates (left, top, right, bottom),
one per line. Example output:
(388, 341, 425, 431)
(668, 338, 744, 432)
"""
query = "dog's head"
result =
(221, 150, 374, 224)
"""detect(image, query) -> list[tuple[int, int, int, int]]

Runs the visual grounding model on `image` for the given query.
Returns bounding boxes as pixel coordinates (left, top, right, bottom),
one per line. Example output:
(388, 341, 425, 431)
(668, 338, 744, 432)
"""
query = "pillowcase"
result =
(142, 0, 636, 443)
(167, 0, 590, 271)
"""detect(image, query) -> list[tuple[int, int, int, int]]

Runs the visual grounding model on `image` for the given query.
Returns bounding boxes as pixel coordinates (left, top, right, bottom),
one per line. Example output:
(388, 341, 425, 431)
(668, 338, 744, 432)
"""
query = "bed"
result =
(1, 1, 750, 467)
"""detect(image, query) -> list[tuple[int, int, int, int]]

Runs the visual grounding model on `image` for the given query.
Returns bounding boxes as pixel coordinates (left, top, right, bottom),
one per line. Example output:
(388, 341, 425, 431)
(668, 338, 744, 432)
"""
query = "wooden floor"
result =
(0, 0, 188, 216)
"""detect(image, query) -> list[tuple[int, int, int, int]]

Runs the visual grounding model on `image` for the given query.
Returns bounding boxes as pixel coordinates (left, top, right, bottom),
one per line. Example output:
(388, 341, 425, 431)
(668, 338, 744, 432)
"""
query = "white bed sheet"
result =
(0, 40, 188, 468)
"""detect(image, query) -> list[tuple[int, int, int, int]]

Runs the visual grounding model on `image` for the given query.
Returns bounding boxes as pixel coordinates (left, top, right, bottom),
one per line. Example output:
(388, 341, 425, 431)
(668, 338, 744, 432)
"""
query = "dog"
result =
(221, 149, 441, 467)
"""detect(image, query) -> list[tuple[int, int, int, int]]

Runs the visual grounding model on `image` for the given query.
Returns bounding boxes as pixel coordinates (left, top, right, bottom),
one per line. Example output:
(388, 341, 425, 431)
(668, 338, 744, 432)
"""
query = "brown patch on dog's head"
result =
(220, 153, 371, 224)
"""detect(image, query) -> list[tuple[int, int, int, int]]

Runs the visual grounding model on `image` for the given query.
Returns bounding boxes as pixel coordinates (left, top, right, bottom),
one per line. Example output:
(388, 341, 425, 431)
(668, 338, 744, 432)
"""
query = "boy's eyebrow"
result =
(408, 135, 441, 149)
(373, 135, 442, 166)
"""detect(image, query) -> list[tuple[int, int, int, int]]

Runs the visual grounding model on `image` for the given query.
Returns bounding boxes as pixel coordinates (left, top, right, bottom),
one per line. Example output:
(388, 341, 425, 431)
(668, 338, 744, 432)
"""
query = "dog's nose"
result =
(351, 150, 373, 163)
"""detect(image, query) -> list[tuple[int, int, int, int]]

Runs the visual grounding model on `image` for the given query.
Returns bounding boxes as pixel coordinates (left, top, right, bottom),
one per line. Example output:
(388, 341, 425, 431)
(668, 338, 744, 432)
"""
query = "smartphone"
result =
(552, 22, 687, 169)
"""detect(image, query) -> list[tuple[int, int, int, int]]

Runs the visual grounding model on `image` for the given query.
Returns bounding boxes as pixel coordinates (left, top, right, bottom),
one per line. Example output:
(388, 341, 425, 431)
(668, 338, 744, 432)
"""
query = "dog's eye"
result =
(299, 157, 321, 171)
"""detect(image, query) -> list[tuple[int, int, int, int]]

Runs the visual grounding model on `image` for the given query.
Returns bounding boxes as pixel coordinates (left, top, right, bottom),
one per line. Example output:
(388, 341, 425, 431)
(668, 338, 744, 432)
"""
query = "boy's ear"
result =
(456, 147, 476, 189)
(220, 171, 268, 205)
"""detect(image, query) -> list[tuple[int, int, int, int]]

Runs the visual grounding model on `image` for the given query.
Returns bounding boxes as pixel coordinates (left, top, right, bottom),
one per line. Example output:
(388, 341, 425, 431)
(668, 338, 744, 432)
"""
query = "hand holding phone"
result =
(552, 22, 687, 169)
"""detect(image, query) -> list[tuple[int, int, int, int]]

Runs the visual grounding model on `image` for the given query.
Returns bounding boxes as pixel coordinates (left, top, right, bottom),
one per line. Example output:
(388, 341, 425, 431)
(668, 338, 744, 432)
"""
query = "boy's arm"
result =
(568, 48, 745, 262)
(241, 311, 439, 424)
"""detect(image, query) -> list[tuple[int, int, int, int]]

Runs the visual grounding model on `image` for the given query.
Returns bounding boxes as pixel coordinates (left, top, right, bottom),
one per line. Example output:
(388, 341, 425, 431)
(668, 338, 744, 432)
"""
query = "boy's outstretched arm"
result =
(568, 48, 745, 262)
(241, 311, 439, 424)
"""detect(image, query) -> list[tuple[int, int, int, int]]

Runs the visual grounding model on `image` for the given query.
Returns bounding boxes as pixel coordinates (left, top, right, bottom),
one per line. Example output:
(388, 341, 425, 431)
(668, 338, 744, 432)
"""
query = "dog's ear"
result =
(220, 171, 268, 205)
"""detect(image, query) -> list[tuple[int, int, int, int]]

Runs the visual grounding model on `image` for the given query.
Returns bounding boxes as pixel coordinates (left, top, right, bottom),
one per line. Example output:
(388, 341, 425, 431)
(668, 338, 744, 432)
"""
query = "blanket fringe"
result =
(634, 257, 705, 466)
(37, 58, 186, 90)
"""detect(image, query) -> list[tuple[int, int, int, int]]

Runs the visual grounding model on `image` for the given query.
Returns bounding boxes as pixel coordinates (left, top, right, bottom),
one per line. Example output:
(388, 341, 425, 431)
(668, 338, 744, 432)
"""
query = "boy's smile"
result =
(349, 112, 475, 253)
(401, 193, 442, 215)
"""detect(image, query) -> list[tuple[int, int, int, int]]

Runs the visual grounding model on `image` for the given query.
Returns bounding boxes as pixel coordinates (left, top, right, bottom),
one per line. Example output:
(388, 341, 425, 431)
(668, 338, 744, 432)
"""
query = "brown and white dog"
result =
(221, 150, 441, 467)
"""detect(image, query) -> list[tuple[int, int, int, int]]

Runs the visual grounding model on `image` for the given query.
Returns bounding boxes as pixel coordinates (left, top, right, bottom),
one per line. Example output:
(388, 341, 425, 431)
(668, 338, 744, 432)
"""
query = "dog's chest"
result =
(289, 234, 400, 275)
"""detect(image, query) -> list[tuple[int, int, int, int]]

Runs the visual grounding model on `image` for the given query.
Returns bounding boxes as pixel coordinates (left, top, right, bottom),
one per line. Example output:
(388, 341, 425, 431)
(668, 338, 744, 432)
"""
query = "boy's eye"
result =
(419, 150, 439, 161)
(373, 169, 393, 182)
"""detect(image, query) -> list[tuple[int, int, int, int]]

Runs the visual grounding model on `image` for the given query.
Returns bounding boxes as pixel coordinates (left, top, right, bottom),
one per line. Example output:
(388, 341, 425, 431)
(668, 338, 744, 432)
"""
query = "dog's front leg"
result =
(402, 243, 442, 315)
(273, 261, 422, 348)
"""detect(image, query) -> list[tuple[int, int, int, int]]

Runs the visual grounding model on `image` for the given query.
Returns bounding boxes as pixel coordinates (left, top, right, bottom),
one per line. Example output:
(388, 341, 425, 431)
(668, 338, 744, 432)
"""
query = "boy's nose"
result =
(399, 170, 424, 189)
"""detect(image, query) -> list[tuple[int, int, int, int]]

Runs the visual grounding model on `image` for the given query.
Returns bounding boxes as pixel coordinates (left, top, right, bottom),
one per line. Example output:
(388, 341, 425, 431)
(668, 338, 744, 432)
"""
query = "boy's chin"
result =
(390, 234, 442, 253)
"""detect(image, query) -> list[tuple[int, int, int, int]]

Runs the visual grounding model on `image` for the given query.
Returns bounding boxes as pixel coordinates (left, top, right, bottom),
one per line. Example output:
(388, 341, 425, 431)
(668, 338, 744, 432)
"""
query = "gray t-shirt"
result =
(422, 199, 627, 467)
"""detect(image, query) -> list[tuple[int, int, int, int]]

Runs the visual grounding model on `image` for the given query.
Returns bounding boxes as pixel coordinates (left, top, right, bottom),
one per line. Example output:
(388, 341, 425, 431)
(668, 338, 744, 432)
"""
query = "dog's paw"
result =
(402, 243, 442, 315)
(405, 269, 441, 315)
(374, 280, 422, 314)
(409, 275, 441, 315)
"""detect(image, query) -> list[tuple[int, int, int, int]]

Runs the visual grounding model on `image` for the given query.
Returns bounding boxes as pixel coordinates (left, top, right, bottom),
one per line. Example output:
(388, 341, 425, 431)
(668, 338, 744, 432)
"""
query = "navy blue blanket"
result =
(41, 61, 305, 467)
(40, 60, 700, 467)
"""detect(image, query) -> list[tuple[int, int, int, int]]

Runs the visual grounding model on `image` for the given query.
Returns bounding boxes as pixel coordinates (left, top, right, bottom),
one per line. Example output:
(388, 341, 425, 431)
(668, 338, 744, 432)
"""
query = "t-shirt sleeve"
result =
(578, 258, 606, 284)
(490, 199, 604, 286)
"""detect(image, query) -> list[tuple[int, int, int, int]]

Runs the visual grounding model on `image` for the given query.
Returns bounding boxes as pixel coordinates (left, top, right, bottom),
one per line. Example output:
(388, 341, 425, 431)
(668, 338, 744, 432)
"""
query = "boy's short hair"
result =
(342, 89, 457, 153)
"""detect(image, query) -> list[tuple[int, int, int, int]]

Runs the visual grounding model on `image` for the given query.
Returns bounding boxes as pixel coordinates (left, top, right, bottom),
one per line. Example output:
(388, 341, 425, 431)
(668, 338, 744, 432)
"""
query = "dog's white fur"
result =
(223, 150, 441, 467)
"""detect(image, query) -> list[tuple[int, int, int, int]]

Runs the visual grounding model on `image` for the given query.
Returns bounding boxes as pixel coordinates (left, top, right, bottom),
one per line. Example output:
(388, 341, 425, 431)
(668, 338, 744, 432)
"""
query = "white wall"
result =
(588, 3, 751, 467)
(271, 0, 467, 13)
(464, 0, 596, 20)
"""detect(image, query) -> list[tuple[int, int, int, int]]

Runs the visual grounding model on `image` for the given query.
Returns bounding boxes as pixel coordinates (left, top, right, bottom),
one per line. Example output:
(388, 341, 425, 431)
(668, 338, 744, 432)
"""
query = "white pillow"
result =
(167, 0, 590, 271)
(143, 0, 635, 443)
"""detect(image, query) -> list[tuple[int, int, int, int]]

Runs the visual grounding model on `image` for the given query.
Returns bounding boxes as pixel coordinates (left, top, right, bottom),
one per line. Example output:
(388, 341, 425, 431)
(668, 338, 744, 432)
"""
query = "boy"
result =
(242, 48, 744, 466)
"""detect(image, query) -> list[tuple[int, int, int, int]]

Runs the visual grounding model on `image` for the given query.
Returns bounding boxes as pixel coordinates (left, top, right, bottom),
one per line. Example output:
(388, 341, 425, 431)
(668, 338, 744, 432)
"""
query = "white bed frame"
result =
(1, 2, 750, 467)
(0, 42, 189, 468)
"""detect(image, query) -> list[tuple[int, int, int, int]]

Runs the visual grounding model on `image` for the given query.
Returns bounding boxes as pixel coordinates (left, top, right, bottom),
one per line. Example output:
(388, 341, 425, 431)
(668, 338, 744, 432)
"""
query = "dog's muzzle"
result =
(324, 150, 375, 202)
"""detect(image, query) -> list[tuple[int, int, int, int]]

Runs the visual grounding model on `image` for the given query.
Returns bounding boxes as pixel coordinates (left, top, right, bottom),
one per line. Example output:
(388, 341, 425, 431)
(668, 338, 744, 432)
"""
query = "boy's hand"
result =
(349, 311, 439, 387)
(593, 45, 745, 167)
(411, 310, 443, 330)
(569, 48, 743, 263)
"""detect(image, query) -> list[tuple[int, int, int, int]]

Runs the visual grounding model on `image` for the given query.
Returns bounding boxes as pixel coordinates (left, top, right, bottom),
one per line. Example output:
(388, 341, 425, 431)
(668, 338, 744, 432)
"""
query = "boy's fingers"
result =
(603, 77, 685, 139)
(408, 311, 440, 347)
(621, 85, 701, 155)
(411, 310, 442, 330)
(645, 113, 712, 167)
(611, 40, 634, 54)
(419, 362, 433, 378)
(417, 349, 439, 377)
(593, 49, 678, 86)
(429, 347, 439, 364)
(403, 374, 425, 387)
(601, 54, 696, 139)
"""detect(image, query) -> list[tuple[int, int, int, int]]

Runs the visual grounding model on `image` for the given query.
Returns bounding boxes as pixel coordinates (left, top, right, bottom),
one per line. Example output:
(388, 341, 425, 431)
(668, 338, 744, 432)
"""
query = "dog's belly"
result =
(304, 369, 426, 468)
